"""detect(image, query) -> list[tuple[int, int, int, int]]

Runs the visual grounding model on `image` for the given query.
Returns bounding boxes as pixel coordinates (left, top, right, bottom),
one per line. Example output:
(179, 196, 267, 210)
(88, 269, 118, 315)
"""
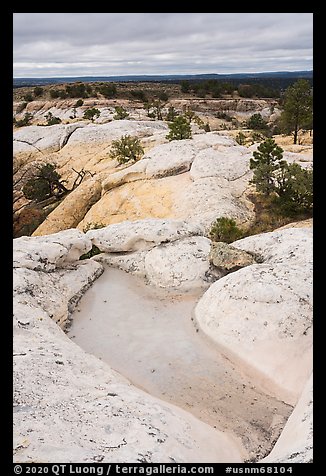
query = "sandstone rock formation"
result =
(13, 218, 313, 463)
(32, 178, 102, 236)
(14, 120, 313, 238)
(194, 227, 313, 405)
(87, 219, 211, 289)
(78, 131, 256, 232)
(144, 236, 211, 289)
(13, 228, 243, 463)
(13, 229, 93, 271)
(13, 97, 313, 462)
(13, 123, 86, 157)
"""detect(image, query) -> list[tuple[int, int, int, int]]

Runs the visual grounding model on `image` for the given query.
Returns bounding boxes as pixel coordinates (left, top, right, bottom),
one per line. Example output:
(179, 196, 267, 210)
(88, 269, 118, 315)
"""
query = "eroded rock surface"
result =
(78, 132, 256, 232)
(13, 218, 313, 463)
(32, 178, 102, 236)
(194, 227, 313, 405)
(13, 229, 92, 271)
(13, 228, 243, 463)
(261, 374, 313, 463)
(144, 236, 211, 289)
(87, 219, 212, 289)
(15, 121, 312, 237)
(86, 218, 203, 252)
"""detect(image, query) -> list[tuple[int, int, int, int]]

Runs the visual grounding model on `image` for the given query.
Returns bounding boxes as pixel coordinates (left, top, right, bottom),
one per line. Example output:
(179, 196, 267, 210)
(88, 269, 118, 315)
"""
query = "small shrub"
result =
(45, 112, 61, 126)
(22, 163, 64, 201)
(83, 108, 100, 121)
(83, 222, 105, 232)
(109, 135, 144, 165)
(249, 138, 313, 218)
(50, 89, 60, 99)
(274, 162, 313, 215)
(246, 113, 268, 130)
(79, 245, 102, 260)
(97, 83, 117, 99)
(80, 222, 105, 259)
(113, 106, 129, 120)
(235, 132, 246, 145)
(249, 138, 286, 196)
(216, 111, 233, 122)
(166, 115, 192, 141)
(158, 91, 169, 101)
(209, 217, 243, 243)
(58, 89, 68, 99)
(23, 94, 34, 102)
(130, 90, 147, 102)
(192, 114, 209, 131)
(16, 102, 28, 113)
(15, 112, 33, 127)
(23, 177, 51, 201)
(250, 131, 265, 144)
(75, 99, 84, 107)
(66, 83, 88, 98)
(166, 106, 177, 121)
(33, 86, 44, 97)
(180, 80, 190, 93)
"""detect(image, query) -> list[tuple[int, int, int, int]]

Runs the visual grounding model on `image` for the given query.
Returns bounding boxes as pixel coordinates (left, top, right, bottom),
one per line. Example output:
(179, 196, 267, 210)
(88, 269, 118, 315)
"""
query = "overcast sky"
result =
(13, 13, 313, 78)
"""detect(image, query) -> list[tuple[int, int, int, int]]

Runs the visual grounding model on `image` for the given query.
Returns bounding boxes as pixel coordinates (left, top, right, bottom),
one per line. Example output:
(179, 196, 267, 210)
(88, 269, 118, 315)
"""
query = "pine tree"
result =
(280, 80, 313, 144)
(250, 138, 286, 195)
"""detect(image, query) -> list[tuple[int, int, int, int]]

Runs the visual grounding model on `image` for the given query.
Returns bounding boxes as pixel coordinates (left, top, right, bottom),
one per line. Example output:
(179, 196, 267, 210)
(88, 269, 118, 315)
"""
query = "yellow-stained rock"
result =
(78, 176, 180, 230)
(33, 178, 102, 236)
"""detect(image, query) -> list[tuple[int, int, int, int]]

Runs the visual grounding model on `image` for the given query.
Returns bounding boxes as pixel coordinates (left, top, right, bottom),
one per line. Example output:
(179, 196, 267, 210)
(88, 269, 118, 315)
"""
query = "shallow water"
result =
(68, 266, 292, 460)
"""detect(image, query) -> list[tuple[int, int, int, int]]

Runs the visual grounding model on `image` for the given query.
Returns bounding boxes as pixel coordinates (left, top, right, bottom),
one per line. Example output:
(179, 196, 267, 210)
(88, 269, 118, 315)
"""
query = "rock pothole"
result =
(68, 266, 293, 461)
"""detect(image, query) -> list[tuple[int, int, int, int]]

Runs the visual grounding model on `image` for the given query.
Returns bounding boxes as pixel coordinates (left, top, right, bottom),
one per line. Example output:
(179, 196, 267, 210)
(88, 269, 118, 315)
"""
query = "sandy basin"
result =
(68, 266, 293, 460)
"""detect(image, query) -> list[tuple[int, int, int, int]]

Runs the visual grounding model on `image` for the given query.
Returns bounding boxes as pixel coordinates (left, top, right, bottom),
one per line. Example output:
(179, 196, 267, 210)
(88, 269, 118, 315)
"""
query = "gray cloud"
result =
(13, 13, 313, 77)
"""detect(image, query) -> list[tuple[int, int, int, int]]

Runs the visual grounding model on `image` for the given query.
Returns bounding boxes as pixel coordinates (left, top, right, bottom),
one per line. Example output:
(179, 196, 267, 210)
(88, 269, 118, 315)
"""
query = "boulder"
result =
(95, 250, 148, 277)
(209, 242, 256, 273)
(13, 260, 103, 328)
(232, 227, 313, 266)
(144, 236, 211, 289)
(80, 172, 254, 232)
(102, 159, 150, 193)
(13, 229, 93, 271)
(78, 175, 182, 229)
(192, 131, 237, 148)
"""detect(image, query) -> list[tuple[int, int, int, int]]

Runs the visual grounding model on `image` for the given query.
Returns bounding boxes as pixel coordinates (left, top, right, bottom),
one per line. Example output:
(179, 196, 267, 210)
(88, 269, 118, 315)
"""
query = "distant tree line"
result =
(178, 77, 313, 99)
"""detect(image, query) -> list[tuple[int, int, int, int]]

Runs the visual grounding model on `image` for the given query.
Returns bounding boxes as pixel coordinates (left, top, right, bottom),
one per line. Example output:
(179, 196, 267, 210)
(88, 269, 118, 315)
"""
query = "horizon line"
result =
(13, 69, 313, 80)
